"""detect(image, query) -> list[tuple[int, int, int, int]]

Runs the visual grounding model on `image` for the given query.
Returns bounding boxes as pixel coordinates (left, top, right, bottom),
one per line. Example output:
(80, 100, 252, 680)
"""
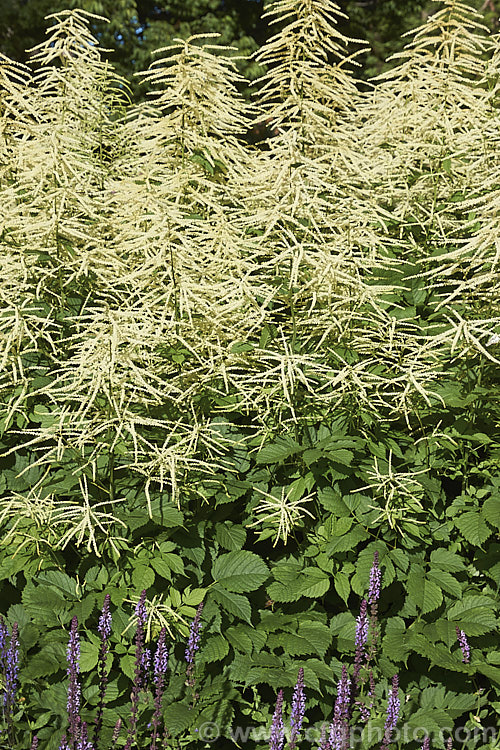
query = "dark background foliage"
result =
(1, 0, 498, 100)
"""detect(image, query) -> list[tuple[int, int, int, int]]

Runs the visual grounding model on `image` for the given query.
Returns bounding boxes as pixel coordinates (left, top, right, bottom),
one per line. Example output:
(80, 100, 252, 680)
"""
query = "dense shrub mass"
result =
(0, 1, 499, 748)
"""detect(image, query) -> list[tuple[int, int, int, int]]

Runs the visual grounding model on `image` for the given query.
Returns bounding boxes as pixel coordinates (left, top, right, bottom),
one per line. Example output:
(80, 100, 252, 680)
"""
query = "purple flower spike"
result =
(124, 591, 148, 750)
(269, 689, 285, 750)
(0, 616, 8, 670)
(59, 735, 70, 750)
(290, 667, 305, 750)
(98, 593, 112, 641)
(30, 737, 39, 750)
(367, 552, 381, 666)
(380, 675, 400, 750)
(421, 736, 430, 750)
(151, 626, 169, 750)
(94, 594, 112, 750)
(4, 622, 19, 715)
(446, 737, 453, 750)
(368, 551, 381, 605)
(185, 601, 204, 687)
(66, 616, 81, 747)
(78, 721, 93, 750)
(455, 627, 470, 663)
(352, 599, 368, 690)
(329, 666, 351, 750)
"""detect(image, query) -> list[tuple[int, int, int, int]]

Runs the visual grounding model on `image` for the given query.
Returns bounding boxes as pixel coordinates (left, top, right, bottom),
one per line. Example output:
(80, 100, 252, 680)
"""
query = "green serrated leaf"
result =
(430, 549, 466, 572)
(210, 588, 252, 624)
(131, 564, 155, 591)
(255, 436, 302, 464)
(79, 641, 99, 672)
(199, 635, 229, 664)
(215, 523, 247, 551)
(455, 511, 493, 546)
(212, 551, 268, 593)
(482, 497, 500, 529)
(334, 572, 350, 604)
(426, 569, 462, 599)
(407, 565, 443, 614)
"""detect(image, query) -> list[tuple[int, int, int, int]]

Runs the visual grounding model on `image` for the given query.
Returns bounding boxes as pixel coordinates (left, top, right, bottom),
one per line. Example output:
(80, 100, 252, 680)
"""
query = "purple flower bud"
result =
(380, 675, 400, 750)
(446, 737, 453, 750)
(290, 667, 305, 750)
(269, 689, 285, 750)
(455, 627, 470, 663)
(30, 737, 39, 750)
(111, 718, 122, 749)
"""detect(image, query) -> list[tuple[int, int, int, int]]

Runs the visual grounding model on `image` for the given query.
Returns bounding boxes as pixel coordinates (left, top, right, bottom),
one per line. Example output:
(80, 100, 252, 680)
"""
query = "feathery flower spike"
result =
(455, 627, 470, 663)
(380, 675, 400, 750)
(290, 667, 305, 750)
(269, 689, 285, 750)
(151, 626, 169, 750)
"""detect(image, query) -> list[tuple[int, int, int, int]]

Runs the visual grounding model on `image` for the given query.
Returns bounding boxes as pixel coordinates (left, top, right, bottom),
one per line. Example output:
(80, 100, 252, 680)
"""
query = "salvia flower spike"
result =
(93, 593, 112, 750)
(455, 627, 470, 663)
(290, 666, 305, 750)
(150, 626, 169, 750)
(0, 616, 8, 672)
(66, 616, 81, 748)
(185, 601, 204, 687)
(367, 551, 381, 665)
(329, 665, 351, 750)
(269, 689, 285, 750)
(368, 551, 381, 606)
(124, 589, 148, 750)
(352, 598, 368, 690)
(380, 675, 400, 750)
(4, 621, 19, 712)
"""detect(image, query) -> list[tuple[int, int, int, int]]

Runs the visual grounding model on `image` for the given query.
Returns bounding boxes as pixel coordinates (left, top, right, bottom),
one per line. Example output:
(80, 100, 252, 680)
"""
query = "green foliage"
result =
(0, 2, 499, 749)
